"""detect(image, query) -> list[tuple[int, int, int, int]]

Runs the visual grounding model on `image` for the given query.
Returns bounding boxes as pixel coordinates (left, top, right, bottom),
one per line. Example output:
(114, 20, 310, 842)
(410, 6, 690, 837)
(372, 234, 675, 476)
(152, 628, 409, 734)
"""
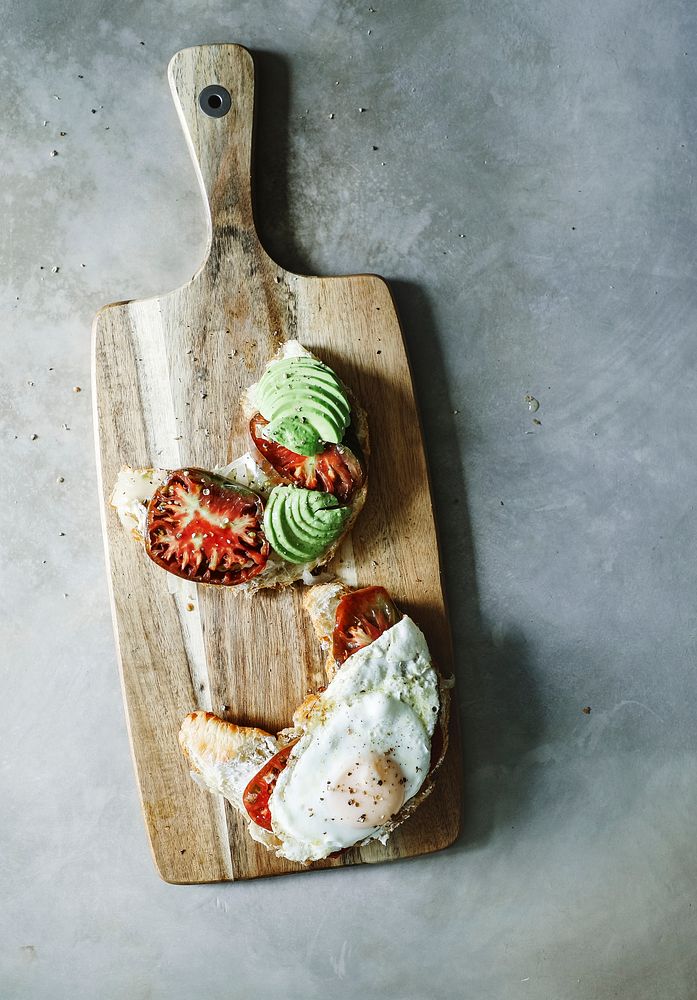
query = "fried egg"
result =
(269, 615, 438, 861)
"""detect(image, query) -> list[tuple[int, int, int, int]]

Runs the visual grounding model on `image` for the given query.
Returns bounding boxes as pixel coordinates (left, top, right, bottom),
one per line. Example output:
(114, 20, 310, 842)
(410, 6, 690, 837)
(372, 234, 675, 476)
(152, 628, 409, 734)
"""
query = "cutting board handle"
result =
(168, 44, 258, 251)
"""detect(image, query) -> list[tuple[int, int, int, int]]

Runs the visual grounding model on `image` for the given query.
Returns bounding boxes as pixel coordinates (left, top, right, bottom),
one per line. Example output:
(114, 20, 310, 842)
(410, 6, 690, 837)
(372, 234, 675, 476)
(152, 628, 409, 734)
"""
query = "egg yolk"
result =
(323, 754, 406, 828)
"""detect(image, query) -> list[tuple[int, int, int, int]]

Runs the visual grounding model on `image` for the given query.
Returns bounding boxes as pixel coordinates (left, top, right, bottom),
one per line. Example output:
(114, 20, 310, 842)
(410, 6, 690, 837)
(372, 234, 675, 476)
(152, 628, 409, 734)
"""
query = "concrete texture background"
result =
(2, 0, 697, 997)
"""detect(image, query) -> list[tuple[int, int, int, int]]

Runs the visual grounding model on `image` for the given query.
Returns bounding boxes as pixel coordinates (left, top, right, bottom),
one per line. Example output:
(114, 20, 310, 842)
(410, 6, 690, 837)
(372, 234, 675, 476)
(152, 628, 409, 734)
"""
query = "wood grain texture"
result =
(92, 43, 461, 883)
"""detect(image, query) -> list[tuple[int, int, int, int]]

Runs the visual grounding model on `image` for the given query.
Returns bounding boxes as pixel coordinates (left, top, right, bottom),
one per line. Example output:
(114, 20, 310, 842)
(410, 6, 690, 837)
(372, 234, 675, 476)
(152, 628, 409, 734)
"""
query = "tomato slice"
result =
(242, 740, 299, 831)
(145, 468, 269, 585)
(332, 586, 402, 665)
(249, 413, 364, 503)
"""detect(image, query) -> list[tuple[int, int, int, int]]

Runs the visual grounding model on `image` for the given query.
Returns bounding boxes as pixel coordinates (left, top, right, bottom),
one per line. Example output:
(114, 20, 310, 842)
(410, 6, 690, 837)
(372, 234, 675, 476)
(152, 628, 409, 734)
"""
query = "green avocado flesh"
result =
(265, 416, 320, 455)
(263, 485, 351, 563)
(255, 356, 351, 456)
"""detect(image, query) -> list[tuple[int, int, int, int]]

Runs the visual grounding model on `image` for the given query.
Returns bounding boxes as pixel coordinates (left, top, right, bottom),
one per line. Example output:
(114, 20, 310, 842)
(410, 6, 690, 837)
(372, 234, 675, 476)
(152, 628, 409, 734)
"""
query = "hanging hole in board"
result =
(199, 85, 232, 118)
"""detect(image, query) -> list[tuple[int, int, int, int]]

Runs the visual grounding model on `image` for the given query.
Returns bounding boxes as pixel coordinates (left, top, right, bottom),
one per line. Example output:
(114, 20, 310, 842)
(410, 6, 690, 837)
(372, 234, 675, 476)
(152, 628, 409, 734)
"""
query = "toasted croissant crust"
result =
(179, 712, 275, 767)
(301, 580, 349, 678)
(179, 712, 278, 810)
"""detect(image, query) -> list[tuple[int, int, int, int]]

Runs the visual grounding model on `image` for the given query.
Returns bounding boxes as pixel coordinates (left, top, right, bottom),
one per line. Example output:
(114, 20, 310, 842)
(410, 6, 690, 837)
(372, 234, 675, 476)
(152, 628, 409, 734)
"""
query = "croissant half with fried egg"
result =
(179, 582, 451, 863)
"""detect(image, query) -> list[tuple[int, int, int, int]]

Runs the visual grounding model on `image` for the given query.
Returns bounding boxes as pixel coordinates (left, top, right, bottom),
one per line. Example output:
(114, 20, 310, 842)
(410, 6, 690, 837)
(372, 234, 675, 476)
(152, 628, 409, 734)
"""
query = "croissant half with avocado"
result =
(179, 582, 452, 864)
(109, 342, 369, 593)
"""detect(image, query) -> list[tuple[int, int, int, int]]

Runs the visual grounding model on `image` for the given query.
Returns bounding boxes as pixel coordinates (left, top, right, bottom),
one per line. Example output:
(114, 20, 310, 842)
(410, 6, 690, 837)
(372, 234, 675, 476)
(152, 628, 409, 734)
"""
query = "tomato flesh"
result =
(332, 586, 402, 665)
(249, 413, 364, 503)
(242, 740, 299, 831)
(146, 468, 269, 585)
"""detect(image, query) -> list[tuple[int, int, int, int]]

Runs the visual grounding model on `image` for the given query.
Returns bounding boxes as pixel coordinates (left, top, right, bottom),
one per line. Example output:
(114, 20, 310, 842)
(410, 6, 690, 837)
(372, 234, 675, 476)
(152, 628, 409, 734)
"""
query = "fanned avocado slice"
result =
(265, 490, 310, 563)
(263, 486, 350, 563)
(256, 355, 351, 455)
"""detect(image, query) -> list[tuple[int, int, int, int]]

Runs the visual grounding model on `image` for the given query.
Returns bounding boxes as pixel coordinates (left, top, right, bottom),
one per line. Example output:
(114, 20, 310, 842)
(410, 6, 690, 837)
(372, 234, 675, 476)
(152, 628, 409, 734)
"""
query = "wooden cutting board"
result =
(92, 43, 461, 883)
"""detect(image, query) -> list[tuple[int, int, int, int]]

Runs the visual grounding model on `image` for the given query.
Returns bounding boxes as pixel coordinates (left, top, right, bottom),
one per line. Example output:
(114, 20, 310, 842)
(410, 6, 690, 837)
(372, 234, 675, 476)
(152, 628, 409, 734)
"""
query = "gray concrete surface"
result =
(2, 0, 697, 997)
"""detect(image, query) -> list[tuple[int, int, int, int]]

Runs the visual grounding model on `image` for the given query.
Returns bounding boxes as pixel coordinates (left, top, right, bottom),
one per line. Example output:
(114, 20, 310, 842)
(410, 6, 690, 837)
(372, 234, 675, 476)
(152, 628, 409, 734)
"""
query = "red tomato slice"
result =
(249, 413, 364, 503)
(332, 586, 402, 665)
(242, 740, 299, 831)
(146, 468, 269, 585)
